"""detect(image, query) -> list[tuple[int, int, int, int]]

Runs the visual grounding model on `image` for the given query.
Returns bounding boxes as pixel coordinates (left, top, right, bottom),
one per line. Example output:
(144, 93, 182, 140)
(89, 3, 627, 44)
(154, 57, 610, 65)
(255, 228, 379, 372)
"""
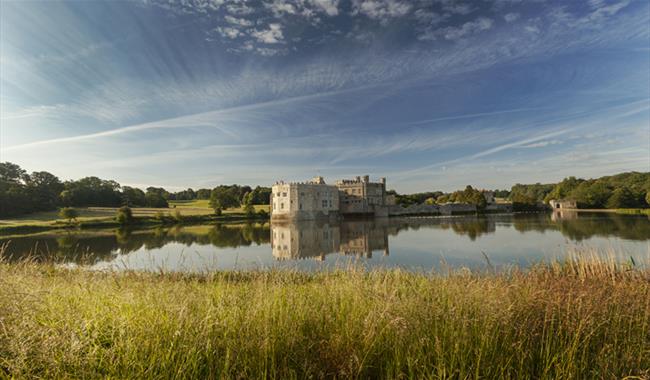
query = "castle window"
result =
(282, 192, 287, 197)
(280, 203, 284, 209)
(299, 203, 303, 210)
(322, 200, 328, 208)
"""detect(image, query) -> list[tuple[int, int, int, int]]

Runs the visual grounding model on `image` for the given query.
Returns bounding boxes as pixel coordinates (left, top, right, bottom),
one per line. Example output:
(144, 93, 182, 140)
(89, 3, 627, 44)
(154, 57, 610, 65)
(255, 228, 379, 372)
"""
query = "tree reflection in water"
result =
(1, 213, 649, 264)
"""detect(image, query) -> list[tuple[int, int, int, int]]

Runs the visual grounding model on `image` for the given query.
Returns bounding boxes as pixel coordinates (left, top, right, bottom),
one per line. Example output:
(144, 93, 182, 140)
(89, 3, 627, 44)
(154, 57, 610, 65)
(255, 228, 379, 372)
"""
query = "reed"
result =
(0, 249, 648, 379)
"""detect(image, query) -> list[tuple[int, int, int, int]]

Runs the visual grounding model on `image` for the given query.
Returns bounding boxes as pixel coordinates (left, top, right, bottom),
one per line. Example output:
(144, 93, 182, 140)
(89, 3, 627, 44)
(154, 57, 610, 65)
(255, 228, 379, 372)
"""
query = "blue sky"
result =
(1, 0, 648, 192)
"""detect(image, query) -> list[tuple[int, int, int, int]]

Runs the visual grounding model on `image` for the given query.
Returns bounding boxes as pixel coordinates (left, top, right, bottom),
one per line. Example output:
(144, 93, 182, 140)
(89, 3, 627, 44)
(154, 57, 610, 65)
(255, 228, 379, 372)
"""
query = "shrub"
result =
(58, 207, 78, 224)
(115, 206, 133, 225)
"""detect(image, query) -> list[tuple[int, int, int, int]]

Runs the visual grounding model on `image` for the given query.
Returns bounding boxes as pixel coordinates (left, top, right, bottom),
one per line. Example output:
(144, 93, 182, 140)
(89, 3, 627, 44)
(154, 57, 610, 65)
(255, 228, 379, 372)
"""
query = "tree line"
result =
(509, 172, 650, 210)
(0, 162, 271, 218)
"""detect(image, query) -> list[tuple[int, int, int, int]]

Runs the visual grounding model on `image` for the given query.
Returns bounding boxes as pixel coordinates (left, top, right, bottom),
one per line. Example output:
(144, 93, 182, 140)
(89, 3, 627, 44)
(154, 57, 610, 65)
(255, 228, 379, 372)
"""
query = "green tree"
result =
(606, 187, 637, 209)
(0, 162, 27, 183)
(145, 188, 169, 208)
(544, 176, 584, 203)
(646, 191, 650, 207)
(209, 186, 240, 212)
(242, 192, 255, 217)
(58, 207, 79, 224)
(115, 206, 133, 225)
(25, 171, 64, 211)
(122, 186, 146, 207)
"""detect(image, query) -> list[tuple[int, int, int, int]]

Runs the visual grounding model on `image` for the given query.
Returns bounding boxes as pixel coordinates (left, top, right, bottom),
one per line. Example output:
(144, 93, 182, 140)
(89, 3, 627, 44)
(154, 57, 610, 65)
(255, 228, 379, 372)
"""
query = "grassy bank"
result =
(0, 205, 270, 234)
(616, 208, 650, 216)
(1, 253, 649, 379)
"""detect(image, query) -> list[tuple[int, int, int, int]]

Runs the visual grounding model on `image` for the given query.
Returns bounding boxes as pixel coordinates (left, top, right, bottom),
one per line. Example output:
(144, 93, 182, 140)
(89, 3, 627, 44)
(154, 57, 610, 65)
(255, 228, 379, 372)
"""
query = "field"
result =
(0, 203, 270, 232)
(0, 251, 648, 379)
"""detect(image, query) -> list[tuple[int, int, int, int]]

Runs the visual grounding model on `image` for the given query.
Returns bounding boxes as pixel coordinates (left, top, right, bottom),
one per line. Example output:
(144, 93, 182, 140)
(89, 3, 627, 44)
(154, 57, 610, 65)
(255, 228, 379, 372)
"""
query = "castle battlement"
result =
(271, 175, 389, 221)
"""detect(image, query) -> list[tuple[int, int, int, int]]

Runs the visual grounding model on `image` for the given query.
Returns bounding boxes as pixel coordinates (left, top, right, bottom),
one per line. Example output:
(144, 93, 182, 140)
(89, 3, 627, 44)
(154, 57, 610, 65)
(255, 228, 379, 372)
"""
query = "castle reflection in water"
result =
(271, 220, 391, 260)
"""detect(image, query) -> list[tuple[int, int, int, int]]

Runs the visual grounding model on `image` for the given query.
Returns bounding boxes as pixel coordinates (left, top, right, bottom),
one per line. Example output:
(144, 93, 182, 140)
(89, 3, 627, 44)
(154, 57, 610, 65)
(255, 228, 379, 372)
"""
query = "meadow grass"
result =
(0, 251, 649, 379)
(0, 205, 270, 233)
(616, 208, 650, 216)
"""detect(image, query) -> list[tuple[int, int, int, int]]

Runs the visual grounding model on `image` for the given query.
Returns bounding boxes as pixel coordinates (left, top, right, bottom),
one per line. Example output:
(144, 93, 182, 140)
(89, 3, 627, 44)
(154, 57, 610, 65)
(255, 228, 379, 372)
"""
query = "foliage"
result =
(387, 190, 444, 207)
(115, 206, 134, 225)
(510, 182, 555, 210)
(195, 188, 212, 199)
(1, 256, 648, 379)
(606, 187, 637, 209)
(145, 188, 169, 208)
(516, 172, 650, 210)
(121, 186, 146, 207)
(209, 186, 241, 211)
(444, 185, 487, 209)
(242, 192, 256, 217)
(58, 207, 78, 223)
(1, 162, 64, 217)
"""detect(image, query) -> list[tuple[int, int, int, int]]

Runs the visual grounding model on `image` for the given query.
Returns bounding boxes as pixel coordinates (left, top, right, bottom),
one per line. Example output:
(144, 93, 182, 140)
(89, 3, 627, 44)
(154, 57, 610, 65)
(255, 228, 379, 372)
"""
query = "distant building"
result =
(548, 199, 577, 210)
(270, 175, 389, 220)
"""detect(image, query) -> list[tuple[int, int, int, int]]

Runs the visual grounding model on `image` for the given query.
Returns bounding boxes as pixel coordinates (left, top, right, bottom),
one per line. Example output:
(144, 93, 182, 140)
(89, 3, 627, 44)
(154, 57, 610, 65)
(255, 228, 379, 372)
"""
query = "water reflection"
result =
(271, 220, 390, 260)
(1, 213, 649, 269)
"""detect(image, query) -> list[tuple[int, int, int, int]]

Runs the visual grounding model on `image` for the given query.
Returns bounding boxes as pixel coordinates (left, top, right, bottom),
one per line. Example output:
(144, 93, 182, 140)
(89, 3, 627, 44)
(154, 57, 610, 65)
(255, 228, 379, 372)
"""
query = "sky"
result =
(0, 0, 649, 193)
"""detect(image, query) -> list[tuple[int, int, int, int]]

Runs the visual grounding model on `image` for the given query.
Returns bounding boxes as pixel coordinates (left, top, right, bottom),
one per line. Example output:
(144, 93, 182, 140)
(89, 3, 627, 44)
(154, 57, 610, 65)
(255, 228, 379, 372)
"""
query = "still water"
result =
(1, 212, 649, 272)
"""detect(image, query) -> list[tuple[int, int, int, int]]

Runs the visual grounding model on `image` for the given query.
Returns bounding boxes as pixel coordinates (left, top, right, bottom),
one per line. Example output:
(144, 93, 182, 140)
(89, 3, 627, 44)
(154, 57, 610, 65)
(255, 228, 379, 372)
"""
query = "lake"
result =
(1, 212, 649, 272)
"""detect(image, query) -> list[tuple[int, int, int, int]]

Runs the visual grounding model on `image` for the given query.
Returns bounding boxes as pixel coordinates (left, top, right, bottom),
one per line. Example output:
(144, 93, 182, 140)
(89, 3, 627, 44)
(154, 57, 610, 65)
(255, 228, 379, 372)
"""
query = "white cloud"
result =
(519, 140, 563, 148)
(504, 12, 520, 23)
(265, 0, 297, 16)
(215, 26, 242, 39)
(352, 0, 412, 23)
(525, 24, 540, 34)
(414, 9, 448, 26)
(423, 17, 494, 41)
(226, 2, 254, 15)
(310, 0, 339, 16)
(224, 15, 254, 27)
(251, 23, 285, 44)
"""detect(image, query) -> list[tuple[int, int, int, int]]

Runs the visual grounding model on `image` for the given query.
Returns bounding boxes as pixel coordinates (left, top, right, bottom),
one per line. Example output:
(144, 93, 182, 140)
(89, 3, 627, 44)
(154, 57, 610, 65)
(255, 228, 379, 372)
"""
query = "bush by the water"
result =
(0, 251, 648, 379)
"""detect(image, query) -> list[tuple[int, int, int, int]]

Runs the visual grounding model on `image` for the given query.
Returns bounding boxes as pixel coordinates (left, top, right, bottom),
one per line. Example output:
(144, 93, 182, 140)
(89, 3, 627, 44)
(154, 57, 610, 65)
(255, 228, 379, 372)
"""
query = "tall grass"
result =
(0, 251, 649, 379)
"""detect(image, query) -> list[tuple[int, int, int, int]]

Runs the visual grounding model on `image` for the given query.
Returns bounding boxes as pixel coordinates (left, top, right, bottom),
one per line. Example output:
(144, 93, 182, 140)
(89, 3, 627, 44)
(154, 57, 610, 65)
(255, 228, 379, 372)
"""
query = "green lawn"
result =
(0, 204, 271, 232)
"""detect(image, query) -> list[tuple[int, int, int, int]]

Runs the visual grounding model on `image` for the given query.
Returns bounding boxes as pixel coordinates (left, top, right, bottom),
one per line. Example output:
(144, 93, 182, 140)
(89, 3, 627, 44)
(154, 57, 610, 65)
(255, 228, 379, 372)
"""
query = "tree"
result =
(0, 162, 27, 184)
(145, 188, 169, 208)
(209, 186, 240, 212)
(242, 192, 255, 217)
(567, 181, 611, 208)
(196, 188, 211, 199)
(25, 171, 64, 212)
(122, 186, 146, 207)
(115, 206, 133, 225)
(59, 207, 78, 224)
(606, 187, 637, 209)
(544, 176, 584, 203)
(646, 191, 650, 207)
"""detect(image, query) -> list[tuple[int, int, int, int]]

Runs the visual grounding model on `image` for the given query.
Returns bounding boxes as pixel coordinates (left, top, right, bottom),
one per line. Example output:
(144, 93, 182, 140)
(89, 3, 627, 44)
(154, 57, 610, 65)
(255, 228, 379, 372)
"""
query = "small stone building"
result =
(548, 199, 577, 210)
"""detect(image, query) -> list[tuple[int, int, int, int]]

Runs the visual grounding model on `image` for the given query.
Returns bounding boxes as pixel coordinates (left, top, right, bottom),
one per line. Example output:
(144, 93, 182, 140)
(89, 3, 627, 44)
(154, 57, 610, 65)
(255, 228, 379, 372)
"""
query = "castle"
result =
(270, 175, 391, 220)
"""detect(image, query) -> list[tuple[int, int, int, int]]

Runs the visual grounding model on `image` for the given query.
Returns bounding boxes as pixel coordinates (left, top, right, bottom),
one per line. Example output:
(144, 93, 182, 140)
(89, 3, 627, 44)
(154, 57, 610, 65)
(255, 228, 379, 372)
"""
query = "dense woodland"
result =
(510, 172, 650, 210)
(1, 162, 648, 218)
(0, 162, 271, 218)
